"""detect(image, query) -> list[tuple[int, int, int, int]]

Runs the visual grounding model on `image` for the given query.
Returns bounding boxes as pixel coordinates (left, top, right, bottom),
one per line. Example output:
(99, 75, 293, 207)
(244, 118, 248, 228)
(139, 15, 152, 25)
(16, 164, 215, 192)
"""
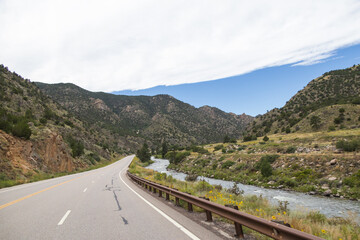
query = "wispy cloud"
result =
(0, 0, 360, 91)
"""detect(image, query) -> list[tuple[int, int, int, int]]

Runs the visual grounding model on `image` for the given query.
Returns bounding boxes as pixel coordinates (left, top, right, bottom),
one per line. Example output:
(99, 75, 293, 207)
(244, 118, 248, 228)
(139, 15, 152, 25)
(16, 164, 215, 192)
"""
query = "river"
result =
(146, 157, 360, 220)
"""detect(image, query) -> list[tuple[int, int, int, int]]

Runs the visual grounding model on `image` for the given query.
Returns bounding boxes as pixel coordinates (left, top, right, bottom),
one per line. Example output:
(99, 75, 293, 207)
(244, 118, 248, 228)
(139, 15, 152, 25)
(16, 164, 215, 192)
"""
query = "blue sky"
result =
(114, 44, 360, 116)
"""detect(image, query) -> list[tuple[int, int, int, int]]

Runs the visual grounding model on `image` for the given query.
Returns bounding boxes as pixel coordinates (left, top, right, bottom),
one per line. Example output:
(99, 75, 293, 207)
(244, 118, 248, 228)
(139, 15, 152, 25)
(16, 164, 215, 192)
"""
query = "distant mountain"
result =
(36, 82, 253, 148)
(0, 65, 124, 182)
(247, 64, 360, 136)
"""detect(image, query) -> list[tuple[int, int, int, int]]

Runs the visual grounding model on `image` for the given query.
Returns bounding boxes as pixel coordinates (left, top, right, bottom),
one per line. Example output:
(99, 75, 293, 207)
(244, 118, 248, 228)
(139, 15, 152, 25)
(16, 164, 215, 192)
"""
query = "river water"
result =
(146, 157, 360, 220)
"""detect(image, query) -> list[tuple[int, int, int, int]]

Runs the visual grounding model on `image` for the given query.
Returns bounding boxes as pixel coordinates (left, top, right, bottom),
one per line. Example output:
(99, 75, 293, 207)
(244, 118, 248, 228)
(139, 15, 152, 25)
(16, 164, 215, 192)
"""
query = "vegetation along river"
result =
(146, 157, 360, 220)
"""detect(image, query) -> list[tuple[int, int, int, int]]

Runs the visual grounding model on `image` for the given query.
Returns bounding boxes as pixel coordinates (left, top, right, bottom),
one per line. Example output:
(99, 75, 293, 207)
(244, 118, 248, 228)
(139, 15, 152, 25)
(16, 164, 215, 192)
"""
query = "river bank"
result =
(147, 157, 360, 220)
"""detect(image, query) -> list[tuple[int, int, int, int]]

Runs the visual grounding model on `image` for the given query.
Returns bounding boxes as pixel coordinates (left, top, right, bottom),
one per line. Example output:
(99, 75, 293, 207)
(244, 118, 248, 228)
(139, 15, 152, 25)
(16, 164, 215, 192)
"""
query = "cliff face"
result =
(0, 129, 75, 179)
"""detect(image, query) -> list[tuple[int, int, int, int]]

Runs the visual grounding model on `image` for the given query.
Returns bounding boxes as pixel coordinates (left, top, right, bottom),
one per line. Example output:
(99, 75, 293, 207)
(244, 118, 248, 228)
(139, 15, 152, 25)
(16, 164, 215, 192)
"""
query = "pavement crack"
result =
(113, 190, 122, 211)
(121, 216, 128, 225)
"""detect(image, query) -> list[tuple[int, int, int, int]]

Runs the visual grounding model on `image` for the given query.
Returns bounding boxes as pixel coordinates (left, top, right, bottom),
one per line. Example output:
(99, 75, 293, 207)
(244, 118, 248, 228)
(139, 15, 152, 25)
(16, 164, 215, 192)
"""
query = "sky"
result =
(115, 44, 360, 116)
(1, 1, 360, 115)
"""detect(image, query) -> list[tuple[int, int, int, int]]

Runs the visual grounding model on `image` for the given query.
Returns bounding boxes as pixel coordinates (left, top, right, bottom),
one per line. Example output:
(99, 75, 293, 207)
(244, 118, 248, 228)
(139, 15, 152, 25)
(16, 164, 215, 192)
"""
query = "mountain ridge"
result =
(36, 82, 253, 147)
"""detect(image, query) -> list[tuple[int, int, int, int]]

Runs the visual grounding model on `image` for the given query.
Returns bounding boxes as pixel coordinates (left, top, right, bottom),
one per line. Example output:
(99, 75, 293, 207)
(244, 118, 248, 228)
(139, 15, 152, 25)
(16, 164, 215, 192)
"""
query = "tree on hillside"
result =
(223, 135, 230, 143)
(161, 142, 168, 158)
(137, 143, 151, 162)
(310, 116, 321, 130)
(263, 135, 269, 142)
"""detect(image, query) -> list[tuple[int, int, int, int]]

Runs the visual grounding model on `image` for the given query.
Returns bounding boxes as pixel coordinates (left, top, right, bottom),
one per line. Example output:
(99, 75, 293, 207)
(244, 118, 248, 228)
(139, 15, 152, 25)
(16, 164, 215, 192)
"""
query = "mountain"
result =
(36, 83, 253, 147)
(0, 65, 125, 183)
(247, 64, 360, 136)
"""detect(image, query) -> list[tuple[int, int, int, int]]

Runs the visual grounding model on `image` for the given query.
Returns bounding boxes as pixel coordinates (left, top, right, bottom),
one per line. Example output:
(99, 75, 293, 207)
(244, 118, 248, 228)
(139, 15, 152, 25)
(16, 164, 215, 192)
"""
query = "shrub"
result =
(336, 139, 360, 152)
(328, 125, 336, 131)
(343, 170, 360, 187)
(39, 118, 47, 124)
(222, 160, 235, 169)
(64, 119, 74, 127)
(136, 143, 151, 163)
(191, 145, 209, 154)
(12, 120, 31, 140)
(260, 154, 279, 163)
(310, 115, 321, 130)
(285, 127, 291, 134)
(263, 136, 269, 142)
(259, 160, 272, 177)
(255, 155, 277, 177)
(243, 135, 257, 142)
(285, 146, 296, 153)
(195, 180, 213, 191)
(165, 151, 190, 164)
(154, 172, 167, 181)
(214, 144, 224, 151)
(226, 182, 244, 195)
(185, 173, 198, 181)
(66, 136, 84, 157)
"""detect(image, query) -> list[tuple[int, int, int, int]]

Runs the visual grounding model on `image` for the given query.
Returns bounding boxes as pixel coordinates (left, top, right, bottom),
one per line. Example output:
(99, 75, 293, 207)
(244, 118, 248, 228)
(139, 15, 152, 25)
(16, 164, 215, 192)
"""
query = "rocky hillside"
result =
(166, 128, 360, 199)
(247, 64, 360, 136)
(36, 82, 253, 147)
(0, 65, 124, 183)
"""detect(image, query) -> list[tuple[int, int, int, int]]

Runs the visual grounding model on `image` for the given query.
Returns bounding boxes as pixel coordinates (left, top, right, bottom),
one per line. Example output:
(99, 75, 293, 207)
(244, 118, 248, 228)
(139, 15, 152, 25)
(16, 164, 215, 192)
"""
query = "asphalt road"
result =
(0, 156, 223, 240)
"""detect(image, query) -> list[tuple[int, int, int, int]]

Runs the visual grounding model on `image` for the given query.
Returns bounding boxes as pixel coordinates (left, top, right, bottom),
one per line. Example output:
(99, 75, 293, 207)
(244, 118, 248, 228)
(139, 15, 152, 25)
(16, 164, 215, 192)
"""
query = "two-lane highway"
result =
(0, 156, 222, 240)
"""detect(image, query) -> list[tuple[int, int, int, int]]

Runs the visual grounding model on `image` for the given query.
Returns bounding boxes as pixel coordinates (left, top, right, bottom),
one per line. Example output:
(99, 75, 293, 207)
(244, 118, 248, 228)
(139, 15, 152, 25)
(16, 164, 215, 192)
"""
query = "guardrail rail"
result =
(127, 172, 324, 240)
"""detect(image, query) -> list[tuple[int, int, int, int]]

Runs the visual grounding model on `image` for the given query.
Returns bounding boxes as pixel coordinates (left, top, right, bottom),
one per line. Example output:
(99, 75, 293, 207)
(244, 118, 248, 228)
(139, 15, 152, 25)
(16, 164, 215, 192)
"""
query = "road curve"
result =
(0, 155, 223, 240)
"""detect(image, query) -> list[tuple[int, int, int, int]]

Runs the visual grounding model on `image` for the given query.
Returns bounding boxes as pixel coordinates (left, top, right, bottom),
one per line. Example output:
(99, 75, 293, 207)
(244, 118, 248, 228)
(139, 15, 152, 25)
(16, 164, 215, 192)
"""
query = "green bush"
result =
(260, 160, 272, 177)
(336, 139, 360, 152)
(136, 143, 151, 163)
(154, 172, 167, 181)
(165, 151, 190, 164)
(343, 170, 360, 187)
(190, 145, 209, 154)
(66, 136, 84, 157)
(243, 135, 257, 142)
(260, 154, 279, 163)
(214, 144, 224, 151)
(285, 146, 296, 153)
(255, 155, 277, 177)
(222, 160, 235, 169)
(39, 118, 47, 124)
(195, 180, 213, 192)
(328, 125, 336, 131)
(12, 120, 31, 139)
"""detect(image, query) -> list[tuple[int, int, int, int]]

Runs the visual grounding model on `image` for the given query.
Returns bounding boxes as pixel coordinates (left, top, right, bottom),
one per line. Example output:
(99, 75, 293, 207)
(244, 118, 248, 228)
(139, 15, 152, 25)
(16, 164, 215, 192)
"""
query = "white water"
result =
(146, 157, 360, 220)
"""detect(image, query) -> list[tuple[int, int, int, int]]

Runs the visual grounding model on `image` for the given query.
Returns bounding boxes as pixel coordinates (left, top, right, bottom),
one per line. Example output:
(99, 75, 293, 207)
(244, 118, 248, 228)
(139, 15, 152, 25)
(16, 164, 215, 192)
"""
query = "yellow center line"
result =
(0, 174, 89, 210)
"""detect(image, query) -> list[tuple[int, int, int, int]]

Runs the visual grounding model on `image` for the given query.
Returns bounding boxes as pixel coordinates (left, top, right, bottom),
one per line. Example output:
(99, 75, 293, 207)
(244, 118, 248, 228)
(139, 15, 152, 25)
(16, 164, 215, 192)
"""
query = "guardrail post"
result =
(153, 187, 156, 194)
(188, 202, 193, 212)
(148, 186, 152, 192)
(166, 193, 170, 201)
(205, 210, 212, 222)
(159, 190, 162, 197)
(175, 197, 180, 206)
(234, 222, 244, 239)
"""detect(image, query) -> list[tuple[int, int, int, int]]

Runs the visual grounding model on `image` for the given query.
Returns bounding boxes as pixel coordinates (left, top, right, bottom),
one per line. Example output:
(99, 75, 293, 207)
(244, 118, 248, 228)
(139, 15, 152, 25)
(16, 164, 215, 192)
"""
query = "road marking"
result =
(119, 169, 200, 240)
(83, 188, 87, 192)
(58, 210, 71, 225)
(0, 175, 86, 210)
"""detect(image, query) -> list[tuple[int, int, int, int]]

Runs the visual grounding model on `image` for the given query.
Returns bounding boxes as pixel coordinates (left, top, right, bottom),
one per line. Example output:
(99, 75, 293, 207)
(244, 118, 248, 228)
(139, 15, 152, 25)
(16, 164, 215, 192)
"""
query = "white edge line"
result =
(58, 210, 71, 226)
(83, 188, 87, 192)
(119, 169, 200, 240)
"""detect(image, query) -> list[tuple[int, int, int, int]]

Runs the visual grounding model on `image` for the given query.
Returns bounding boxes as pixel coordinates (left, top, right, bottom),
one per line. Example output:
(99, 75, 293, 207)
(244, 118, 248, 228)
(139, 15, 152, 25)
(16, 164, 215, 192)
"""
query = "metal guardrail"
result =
(127, 172, 324, 240)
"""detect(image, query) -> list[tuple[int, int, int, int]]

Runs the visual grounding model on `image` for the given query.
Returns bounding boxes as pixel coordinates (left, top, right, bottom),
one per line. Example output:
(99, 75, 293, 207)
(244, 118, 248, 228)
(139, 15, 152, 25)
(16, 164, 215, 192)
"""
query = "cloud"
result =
(1, 0, 360, 91)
